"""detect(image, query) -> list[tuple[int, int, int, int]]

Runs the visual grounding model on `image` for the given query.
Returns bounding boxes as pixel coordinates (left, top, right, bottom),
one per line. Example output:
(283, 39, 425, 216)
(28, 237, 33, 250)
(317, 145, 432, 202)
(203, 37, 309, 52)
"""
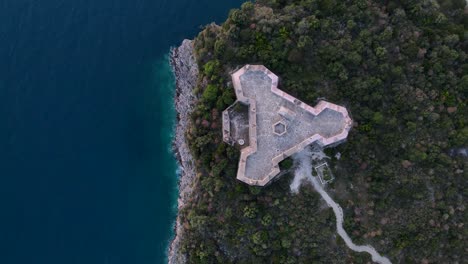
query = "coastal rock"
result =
(168, 39, 198, 264)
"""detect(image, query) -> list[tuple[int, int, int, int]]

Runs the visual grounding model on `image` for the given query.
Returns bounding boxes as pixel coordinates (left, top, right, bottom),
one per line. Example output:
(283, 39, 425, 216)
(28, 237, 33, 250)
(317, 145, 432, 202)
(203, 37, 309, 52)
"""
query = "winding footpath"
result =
(309, 176, 391, 264)
(293, 148, 391, 264)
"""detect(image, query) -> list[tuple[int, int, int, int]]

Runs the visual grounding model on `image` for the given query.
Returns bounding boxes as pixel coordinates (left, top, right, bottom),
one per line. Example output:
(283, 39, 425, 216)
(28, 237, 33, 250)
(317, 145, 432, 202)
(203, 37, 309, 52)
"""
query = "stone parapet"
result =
(224, 65, 352, 186)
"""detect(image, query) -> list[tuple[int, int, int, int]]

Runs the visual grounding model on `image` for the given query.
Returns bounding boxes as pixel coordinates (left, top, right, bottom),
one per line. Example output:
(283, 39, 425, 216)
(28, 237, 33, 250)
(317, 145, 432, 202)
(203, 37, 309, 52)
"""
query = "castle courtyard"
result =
(222, 65, 352, 186)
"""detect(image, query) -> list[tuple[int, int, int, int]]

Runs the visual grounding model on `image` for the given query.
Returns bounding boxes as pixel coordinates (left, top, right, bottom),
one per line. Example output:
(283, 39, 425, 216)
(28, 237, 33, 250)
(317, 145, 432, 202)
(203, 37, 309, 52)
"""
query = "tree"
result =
(202, 84, 219, 105)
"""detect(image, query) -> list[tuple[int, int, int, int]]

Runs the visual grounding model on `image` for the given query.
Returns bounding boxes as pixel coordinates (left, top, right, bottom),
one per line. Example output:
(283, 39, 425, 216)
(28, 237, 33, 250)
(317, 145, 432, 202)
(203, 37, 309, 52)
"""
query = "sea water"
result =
(0, 0, 243, 263)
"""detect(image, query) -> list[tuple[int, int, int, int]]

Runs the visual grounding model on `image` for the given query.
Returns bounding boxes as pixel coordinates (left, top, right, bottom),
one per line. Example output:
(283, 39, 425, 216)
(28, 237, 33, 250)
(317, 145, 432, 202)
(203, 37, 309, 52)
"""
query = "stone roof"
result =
(222, 65, 352, 186)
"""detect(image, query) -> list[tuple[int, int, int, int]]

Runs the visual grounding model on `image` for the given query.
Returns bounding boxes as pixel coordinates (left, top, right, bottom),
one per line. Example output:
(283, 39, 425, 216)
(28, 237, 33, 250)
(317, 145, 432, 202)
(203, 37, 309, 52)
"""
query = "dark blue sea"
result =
(0, 1, 243, 263)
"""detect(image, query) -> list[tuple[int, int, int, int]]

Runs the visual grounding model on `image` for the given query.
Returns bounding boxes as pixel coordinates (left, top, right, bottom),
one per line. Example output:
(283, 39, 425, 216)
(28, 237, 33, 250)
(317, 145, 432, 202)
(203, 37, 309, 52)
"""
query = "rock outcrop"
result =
(168, 39, 198, 264)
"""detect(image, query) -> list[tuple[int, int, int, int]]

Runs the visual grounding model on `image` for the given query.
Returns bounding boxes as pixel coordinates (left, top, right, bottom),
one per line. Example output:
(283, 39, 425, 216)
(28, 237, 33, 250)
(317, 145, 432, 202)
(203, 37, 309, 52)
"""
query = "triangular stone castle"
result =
(222, 65, 352, 186)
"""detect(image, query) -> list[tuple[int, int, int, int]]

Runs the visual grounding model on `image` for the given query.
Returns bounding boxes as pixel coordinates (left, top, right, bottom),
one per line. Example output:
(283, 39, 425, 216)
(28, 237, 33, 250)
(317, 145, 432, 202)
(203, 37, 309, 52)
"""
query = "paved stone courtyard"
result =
(222, 65, 352, 186)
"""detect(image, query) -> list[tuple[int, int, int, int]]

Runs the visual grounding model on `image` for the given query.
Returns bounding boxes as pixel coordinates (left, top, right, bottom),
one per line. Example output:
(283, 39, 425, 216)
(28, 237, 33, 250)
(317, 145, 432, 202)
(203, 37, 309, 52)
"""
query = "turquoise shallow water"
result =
(0, 1, 243, 263)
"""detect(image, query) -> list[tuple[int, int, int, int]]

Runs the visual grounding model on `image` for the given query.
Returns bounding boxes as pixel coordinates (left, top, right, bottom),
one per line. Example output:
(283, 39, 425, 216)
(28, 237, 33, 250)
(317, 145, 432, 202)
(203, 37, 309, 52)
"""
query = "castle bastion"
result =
(222, 65, 352, 186)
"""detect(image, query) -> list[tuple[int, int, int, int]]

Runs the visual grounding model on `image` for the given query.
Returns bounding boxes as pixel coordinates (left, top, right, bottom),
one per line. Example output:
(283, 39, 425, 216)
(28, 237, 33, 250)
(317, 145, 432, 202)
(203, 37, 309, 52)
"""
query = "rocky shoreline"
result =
(167, 39, 198, 264)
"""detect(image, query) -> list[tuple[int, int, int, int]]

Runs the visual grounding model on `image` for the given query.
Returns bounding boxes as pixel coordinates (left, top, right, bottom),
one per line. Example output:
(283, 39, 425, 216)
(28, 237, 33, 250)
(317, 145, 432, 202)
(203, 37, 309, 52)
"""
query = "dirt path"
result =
(292, 148, 391, 264)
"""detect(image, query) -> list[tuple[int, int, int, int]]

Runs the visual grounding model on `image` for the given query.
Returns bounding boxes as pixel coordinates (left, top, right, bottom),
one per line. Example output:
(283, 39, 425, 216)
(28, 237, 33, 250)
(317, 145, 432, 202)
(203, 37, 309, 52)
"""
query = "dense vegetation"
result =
(179, 0, 467, 263)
